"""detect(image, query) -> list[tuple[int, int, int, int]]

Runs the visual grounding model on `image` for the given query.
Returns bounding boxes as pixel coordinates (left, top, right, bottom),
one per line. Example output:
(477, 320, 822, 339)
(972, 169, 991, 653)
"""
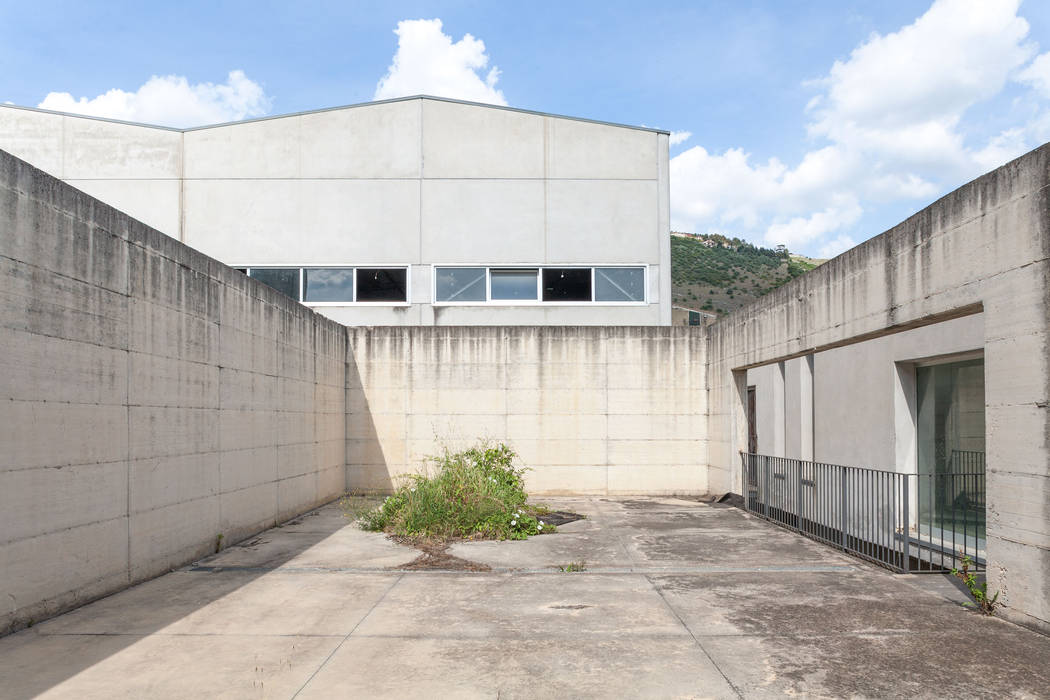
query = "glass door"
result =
(916, 358, 986, 550)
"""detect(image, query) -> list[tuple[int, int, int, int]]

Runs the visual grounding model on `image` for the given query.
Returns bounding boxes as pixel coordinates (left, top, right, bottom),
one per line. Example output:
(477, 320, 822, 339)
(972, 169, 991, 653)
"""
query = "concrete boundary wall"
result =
(0, 149, 347, 635)
(346, 325, 707, 496)
(707, 144, 1050, 633)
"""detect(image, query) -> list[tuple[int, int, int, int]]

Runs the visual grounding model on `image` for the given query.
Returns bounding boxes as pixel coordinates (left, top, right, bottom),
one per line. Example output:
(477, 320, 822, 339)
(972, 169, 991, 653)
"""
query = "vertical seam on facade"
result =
(502, 326, 509, 447)
(60, 116, 66, 179)
(178, 131, 185, 242)
(544, 117, 550, 263)
(125, 237, 132, 583)
(418, 98, 424, 270)
(405, 328, 412, 477)
(604, 327, 610, 495)
(217, 281, 223, 542)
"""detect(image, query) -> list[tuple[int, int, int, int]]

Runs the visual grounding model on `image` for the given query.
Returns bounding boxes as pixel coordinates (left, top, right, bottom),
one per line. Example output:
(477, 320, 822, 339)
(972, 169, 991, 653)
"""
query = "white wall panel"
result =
(299, 101, 421, 179)
(0, 108, 65, 176)
(184, 118, 300, 179)
(422, 100, 544, 179)
(64, 119, 181, 179)
(67, 179, 181, 237)
(421, 179, 545, 262)
(549, 119, 656, 180)
(547, 180, 658, 263)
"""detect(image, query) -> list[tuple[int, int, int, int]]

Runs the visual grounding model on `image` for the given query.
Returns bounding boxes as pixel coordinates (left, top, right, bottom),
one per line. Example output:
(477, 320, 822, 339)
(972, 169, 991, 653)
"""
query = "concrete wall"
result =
(0, 98, 670, 326)
(0, 149, 347, 635)
(346, 326, 707, 495)
(746, 315, 983, 470)
(710, 144, 1050, 633)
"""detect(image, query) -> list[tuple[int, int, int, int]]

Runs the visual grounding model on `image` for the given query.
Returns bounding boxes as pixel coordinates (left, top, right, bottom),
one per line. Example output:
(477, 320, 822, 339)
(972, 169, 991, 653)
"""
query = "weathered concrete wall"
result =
(710, 144, 1050, 633)
(746, 315, 984, 471)
(0, 149, 346, 635)
(346, 326, 706, 495)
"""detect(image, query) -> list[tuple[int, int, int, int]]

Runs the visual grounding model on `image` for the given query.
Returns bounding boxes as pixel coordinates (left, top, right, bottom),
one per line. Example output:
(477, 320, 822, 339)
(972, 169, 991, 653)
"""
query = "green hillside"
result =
(670, 233, 821, 315)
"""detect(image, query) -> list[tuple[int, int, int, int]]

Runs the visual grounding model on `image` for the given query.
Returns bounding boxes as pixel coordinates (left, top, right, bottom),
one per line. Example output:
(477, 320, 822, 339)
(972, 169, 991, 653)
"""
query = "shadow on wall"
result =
(345, 348, 395, 493)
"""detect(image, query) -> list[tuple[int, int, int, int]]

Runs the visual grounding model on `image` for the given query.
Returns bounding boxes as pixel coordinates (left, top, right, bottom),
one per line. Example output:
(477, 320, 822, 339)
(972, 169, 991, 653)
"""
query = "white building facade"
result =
(0, 96, 671, 325)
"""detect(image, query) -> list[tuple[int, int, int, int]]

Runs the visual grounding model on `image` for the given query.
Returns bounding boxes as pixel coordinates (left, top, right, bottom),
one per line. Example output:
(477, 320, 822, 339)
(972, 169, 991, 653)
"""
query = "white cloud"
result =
(669, 130, 692, 146)
(670, 0, 1045, 256)
(37, 71, 271, 128)
(818, 234, 858, 260)
(374, 19, 506, 105)
(1017, 51, 1050, 98)
(766, 199, 863, 249)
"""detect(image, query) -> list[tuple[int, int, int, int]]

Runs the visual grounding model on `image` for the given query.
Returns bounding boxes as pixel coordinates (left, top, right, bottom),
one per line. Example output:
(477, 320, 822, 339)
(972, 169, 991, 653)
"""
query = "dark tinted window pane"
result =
(543, 268, 591, 302)
(490, 269, 537, 300)
(304, 268, 355, 302)
(356, 268, 407, 302)
(594, 267, 645, 302)
(436, 267, 486, 302)
(250, 268, 300, 300)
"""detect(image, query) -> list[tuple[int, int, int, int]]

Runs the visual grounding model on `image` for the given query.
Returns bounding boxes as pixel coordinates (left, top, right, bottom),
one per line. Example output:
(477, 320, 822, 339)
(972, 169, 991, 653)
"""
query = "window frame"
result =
(488, 267, 541, 305)
(430, 264, 649, 306)
(235, 264, 412, 306)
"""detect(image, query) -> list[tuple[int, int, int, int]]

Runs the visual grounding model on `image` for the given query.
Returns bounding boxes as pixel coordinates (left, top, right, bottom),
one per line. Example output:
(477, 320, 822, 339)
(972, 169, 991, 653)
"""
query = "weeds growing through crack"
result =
(952, 552, 1000, 615)
(355, 441, 557, 541)
(559, 561, 587, 572)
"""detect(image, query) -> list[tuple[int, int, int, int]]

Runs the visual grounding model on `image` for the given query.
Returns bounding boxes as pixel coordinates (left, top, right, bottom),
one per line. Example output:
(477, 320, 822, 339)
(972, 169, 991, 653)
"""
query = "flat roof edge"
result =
(0, 95, 670, 135)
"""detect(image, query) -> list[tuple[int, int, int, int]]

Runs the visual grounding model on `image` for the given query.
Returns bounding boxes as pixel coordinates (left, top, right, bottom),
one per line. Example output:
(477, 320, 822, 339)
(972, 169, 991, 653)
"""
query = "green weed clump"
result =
(359, 442, 556, 541)
(952, 553, 1000, 615)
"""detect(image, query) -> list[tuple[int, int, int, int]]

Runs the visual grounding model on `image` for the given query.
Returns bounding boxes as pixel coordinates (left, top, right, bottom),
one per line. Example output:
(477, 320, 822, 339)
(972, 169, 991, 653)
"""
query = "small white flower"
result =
(510, 520, 517, 526)
(538, 524, 543, 530)
(410, 487, 416, 493)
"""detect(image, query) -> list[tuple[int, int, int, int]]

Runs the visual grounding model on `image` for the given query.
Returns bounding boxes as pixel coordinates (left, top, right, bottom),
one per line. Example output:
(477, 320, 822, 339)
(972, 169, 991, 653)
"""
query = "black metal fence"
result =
(742, 453, 985, 573)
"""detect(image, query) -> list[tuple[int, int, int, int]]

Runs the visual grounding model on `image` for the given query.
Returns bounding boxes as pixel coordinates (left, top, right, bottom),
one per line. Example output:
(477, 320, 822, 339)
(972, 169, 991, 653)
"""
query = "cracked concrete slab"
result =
(0, 496, 1047, 699)
(296, 636, 739, 699)
(36, 570, 398, 637)
(198, 519, 419, 570)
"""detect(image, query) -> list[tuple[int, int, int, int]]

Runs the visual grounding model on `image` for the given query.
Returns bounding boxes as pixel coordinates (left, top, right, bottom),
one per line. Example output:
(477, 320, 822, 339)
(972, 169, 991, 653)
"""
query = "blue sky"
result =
(3, 0, 1050, 258)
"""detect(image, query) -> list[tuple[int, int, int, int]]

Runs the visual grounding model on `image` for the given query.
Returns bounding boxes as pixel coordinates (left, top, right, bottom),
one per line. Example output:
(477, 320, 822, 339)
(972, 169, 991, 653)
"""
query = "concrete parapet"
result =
(0, 148, 347, 635)
(707, 143, 1050, 633)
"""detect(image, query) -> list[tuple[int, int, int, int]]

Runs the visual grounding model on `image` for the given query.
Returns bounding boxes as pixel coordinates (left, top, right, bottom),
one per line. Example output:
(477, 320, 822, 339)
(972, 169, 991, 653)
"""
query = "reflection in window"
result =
(917, 358, 985, 544)
(303, 268, 356, 302)
(595, 267, 645, 302)
(490, 269, 538, 300)
(356, 268, 407, 302)
(542, 268, 591, 301)
(436, 267, 486, 302)
(249, 268, 300, 300)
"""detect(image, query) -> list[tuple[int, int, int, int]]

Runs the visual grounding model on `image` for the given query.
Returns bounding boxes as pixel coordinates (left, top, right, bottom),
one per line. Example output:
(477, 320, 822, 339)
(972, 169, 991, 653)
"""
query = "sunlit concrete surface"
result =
(1, 497, 1047, 699)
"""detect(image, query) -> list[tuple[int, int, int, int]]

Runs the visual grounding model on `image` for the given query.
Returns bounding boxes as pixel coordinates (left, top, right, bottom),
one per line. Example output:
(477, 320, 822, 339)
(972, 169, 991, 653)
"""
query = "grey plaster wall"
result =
(712, 144, 1050, 633)
(346, 326, 707, 496)
(746, 315, 984, 471)
(0, 149, 347, 635)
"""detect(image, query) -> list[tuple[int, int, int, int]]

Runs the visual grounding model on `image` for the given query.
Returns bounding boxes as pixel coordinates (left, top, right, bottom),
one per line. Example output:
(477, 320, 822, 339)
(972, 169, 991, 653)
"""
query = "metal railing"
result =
(742, 453, 985, 573)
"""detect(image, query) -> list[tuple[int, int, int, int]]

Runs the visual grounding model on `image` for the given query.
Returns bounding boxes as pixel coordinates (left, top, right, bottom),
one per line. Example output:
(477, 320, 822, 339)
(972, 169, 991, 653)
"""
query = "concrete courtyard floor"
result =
(1, 497, 1048, 699)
